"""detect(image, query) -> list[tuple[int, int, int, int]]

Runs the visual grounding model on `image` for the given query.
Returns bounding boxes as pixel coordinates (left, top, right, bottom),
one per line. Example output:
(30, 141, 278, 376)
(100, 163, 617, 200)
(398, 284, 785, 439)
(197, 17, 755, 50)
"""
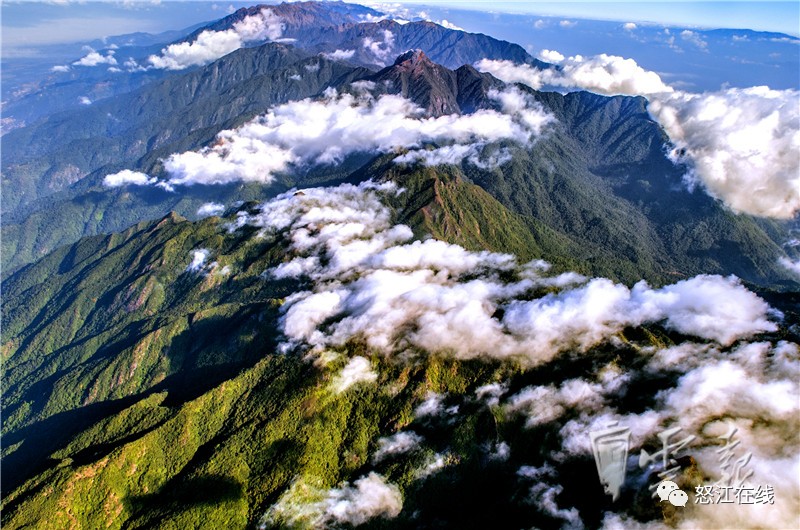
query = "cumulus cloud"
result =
(155, 88, 551, 187)
(196, 202, 225, 217)
(103, 169, 156, 187)
(623, 22, 637, 31)
(78, 96, 92, 105)
(476, 55, 672, 96)
(51, 64, 70, 73)
(648, 86, 800, 218)
(477, 54, 800, 218)
(227, 178, 795, 530)
(373, 431, 423, 462)
(73, 49, 117, 67)
(559, 20, 577, 28)
(186, 249, 210, 272)
(148, 9, 285, 70)
(680, 29, 708, 50)
(263, 473, 402, 528)
(331, 356, 378, 392)
(234, 183, 778, 370)
(538, 49, 565, 63)
(322, 49, 355, 61)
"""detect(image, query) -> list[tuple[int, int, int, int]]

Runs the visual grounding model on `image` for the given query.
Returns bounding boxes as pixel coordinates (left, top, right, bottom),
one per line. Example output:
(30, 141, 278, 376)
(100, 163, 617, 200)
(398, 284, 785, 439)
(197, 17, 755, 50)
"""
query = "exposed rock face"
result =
(365, 49, 503, 116)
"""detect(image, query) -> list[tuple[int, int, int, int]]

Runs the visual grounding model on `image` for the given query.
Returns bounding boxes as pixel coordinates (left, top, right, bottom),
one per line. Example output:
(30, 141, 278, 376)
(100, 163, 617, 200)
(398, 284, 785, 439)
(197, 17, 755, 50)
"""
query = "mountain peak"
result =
(393, 49, 430, 66)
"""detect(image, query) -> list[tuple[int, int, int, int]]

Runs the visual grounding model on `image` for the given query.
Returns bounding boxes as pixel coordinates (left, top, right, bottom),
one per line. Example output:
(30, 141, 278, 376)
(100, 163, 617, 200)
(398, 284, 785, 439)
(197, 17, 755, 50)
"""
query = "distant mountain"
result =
(0, 23, 213, 128)
(1, 43, 365, 213)
(4, 44, 796, 287)
(201, 0, 382, 34)
(296, 18, 543, 69)
(1, 1, 546, 130)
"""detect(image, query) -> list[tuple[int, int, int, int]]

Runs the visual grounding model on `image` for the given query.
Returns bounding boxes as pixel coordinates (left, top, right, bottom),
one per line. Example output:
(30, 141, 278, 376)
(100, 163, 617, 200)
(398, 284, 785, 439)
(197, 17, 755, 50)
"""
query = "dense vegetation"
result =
(2, 4, 797, 528)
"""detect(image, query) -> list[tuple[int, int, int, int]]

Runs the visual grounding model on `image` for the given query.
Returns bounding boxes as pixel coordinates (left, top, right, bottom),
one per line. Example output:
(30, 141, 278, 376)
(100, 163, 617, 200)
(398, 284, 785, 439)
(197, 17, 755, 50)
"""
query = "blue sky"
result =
(2, 0, 798, 50)
(390, 1, 799, 35)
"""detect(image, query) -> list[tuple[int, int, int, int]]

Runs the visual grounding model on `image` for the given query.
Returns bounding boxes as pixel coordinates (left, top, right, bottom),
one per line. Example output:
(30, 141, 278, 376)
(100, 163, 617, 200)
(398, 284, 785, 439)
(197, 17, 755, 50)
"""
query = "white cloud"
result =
(559, 20, 576, 28)
(623, 22, 637, 31)
(186, 249, 210, 272)
(325, 473, 402, 525)
(507, 379, 605, 427)
(103, 169, 156, 187)
(538, 49, 564, 63)
(416, 452, 449, 478)
(229, 178, 795, 530)
(123, 58, 146, 72)
(78, 96, 92, 105)
(477, 55, 800, 218)
(156, 88, 552, 187)
(289, 74, 302, 81)
(73, 49, 117, 67)
(475, 382, 506, 406)
(373, 431, 423, 462)
(779, 257, 800, 277)
(363, 29, 395, 65)
(476, 55, 673, 96)
(323, 49, 356, 61)
(518, 465, 584, 529)
(437, 19, 463, 31)
(415, 392, 454, 418)
(552, 337, 800, 530)
(533, 19, 547, 30)
(263, 473, 402, 528)
(331, 356, 378, 393)
(148, 9, 285, 70)
(51, 64, 70, 73)
(234, 183, 778, 370)
(648, 86, 800, 218)
(680, 29, 708, 50)
(196, 202, 225, 217)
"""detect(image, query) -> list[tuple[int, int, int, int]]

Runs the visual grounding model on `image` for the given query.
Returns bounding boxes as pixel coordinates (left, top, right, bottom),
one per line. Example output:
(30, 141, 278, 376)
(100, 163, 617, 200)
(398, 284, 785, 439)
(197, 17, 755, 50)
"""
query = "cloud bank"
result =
(154, 87, 552, 187)
(238, 181, 793, 529)
(476, 54, 800, 218)
(649, 86, 800, 219)
(148, 9, 286, 70)
(234, 182, 778, 369)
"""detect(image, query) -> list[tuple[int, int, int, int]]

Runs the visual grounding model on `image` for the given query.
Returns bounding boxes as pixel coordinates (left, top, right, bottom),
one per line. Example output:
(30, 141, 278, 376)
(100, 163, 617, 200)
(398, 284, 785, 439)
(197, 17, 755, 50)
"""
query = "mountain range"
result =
(2, 3, 799, 530)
